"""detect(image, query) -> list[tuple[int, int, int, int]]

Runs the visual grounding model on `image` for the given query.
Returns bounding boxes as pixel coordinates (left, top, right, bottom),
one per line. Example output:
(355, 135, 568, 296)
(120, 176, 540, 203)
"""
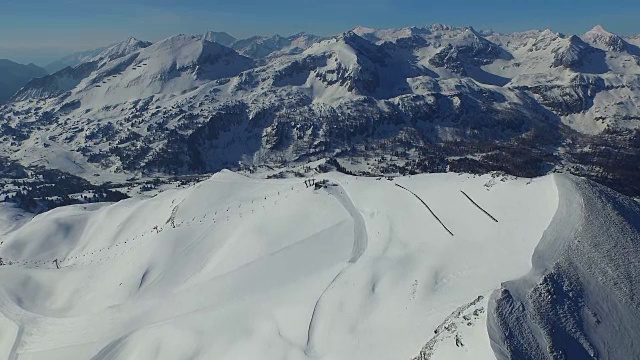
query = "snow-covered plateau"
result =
(1, 170, 639, 360)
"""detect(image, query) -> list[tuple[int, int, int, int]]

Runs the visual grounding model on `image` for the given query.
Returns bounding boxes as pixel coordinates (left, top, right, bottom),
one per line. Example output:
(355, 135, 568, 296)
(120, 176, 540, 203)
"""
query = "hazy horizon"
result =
(2, 0, 640, 66)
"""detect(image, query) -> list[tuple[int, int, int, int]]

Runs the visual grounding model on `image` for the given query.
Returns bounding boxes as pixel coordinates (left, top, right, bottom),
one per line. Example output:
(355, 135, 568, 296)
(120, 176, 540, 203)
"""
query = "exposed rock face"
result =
(519, 75, 605, 115)
(429, 28, 510, 75)
(412, 295, 487, 360)
(551, 35, 592, 69)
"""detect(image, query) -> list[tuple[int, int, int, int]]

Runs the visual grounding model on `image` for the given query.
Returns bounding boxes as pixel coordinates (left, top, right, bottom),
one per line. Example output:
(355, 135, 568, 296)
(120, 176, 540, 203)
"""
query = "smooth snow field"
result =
(0, 170, 635, 360)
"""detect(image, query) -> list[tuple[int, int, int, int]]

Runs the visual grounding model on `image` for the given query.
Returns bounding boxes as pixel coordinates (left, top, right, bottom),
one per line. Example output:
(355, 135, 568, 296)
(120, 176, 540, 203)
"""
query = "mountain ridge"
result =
(1, 24, 640, 198)
(0, 59, 47, 104)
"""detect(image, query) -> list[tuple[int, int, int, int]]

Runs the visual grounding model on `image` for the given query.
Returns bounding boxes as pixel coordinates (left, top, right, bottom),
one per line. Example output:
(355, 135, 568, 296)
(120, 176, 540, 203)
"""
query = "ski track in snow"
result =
(326, 182, 368, 263)
(0, 287, 28, 360)
(305, 181, 368, 356)
(8, 325, 23, 360)
(0, 173, 357, 359)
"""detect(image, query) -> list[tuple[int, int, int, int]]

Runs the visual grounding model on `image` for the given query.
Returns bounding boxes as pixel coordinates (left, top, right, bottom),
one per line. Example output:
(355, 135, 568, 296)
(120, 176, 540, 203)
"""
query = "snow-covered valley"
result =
(0, 170, 638, 359)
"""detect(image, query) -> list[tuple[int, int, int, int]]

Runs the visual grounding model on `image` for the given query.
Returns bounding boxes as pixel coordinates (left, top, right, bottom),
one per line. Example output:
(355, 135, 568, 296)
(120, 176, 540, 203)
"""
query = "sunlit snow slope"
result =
(0, 171, 637, 360)
(488, 175, 640, 360)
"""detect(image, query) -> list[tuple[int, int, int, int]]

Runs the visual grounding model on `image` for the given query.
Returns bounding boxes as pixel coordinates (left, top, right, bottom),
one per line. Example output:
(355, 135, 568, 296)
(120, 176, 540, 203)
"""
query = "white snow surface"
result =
(0, 171, 562, 360)
(65, 34, 254, 107)
(488, 174, 640, 359)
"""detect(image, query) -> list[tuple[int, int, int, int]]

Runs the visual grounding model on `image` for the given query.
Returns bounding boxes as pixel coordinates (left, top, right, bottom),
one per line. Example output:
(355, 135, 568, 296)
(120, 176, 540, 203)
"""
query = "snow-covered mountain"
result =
(42, 38, 153, 74)
(231, 32, 323, 59)
(13, 38, 152, 101)
(43, 47, 107, 74)
(583, 25, 639, 54)
(44, 47, 107, 74)
(0, 171, 638, 360)
(1, 24, 640, 197)
(58, 34, 253, 107)
(202, 31, 237, 47)
(0, 60, 46, 104)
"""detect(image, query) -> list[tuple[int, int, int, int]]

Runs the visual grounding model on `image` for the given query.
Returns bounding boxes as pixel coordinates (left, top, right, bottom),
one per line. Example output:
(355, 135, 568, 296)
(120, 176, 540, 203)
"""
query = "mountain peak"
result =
(584, 25, 625, 52)
(91, 37, 151, 65)
(460, 26, 486, 41)
(114, 37, 149, 47)
(334, 30, 378, 51)
(430, 23, 455, 31)
(352, 26, 375, 34)
(124, 36, 141, 44)
(540, 29, 558, 38)
(588, 25, 612, 35)
(202, 31, 237, 46)
(341, 30, 359, 37)
(567, 34, 585, 43)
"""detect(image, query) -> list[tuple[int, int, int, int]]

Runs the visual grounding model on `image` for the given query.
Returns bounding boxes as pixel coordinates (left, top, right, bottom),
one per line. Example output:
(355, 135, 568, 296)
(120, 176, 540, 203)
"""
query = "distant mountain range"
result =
(2, 24, 640, 196)
(0, 59, 46, 104)
(43, 31, 321, 73)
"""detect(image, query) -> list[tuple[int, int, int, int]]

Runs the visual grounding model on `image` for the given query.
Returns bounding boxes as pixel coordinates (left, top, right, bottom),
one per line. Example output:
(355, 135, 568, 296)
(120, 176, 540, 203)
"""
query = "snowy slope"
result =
(0, 171, 567, 360)
(44, 47, 107, 74)
(231, 33, 322, 59)
(202, 31, 237, 47)
(88, 37, 153, 67)
(12, 38, 151, 101)
(352, 25, 431, 44)
(61, 35, 254, 107)
(43, 38, 152, 74)
(583, 25, 639, 54)
(488, 174, 640, 359)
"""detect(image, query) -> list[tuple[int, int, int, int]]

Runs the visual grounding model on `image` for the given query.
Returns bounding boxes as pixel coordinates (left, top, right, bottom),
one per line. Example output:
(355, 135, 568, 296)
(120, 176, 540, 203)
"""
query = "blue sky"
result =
(2, 0, 640, 66)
